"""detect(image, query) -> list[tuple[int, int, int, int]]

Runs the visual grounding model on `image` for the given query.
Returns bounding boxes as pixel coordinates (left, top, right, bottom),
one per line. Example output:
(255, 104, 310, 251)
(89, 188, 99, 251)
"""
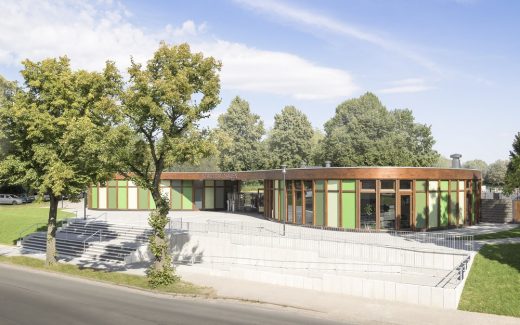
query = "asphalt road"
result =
(0, 264, 346, 325)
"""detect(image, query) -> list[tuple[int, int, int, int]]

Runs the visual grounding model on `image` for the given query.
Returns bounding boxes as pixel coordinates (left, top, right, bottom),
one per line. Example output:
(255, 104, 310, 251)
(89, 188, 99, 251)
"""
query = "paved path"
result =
(0, 263, 344, 325)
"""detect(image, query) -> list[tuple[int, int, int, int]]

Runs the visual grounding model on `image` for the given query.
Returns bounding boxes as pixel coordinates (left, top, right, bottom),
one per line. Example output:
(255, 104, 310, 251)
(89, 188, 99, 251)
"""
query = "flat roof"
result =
(116, 167, 481, 181)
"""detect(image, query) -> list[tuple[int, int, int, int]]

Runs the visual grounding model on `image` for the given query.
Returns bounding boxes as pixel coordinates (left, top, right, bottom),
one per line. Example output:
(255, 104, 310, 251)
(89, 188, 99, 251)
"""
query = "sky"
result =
(0, 0, 518, 163)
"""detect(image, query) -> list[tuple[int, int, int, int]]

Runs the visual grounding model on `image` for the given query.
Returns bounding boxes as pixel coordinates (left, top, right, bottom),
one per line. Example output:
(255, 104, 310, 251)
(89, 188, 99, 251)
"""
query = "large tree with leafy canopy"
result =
(320, 92, 438, 167)
(504, 133, 520, 194)
(214, 96, 267, 171)
(463, 159, 488, 179)
(0, 75, 18, 157)
(485, 159, 508, 188)
(116, 43, 221, 287)
(0, 58, 123, 266)
(267, 106, 314, 168)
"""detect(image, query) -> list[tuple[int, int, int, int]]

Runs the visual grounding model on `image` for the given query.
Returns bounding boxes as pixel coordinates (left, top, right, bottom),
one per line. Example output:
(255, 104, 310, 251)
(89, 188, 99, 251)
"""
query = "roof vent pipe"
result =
(450, 154, 462, 168)
(300, 161, 306, 168)
(325, 161, 331, 168)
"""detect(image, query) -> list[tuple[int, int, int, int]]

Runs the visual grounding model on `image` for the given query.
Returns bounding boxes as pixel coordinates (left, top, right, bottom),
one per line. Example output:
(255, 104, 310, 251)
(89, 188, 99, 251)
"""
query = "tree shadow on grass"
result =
(478, 243, 520, 273)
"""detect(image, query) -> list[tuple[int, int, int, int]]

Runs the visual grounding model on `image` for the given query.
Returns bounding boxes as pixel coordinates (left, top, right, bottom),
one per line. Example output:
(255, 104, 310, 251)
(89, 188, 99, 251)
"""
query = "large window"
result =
(360, 193, 376, 229)
(304, 181, 313, 224)
(295, 181, 303, 224)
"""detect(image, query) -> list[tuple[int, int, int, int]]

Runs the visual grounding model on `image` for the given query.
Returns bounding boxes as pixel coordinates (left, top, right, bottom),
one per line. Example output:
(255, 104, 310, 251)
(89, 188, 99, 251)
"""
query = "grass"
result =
(474, 226, 520, 240)
(0, 255, 214, 296)
(0, 202, 74, 245)
(458, 243, 520, 317)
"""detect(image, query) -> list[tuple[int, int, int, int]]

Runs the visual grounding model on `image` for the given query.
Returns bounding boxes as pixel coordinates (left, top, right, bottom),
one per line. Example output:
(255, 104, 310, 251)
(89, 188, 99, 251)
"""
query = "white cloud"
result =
(197, 41, 358, 100)
(0, 0, 359, 100)
(234, 0, 439, 73)
(379, 78, 433, 94)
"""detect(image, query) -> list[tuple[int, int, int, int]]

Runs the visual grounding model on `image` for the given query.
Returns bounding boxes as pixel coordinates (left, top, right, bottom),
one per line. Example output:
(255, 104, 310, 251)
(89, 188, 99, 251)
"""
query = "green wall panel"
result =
(108, 188, 117, 209)
(415, 193, 427, 228)
(440, 181, 449, 191)
(327, 192, 339, 227)
(182, 187, 192, 210)
(341, 192, 356, 229)
(342, 180, 355, 191)
(150, 195, 156, 209)
(440, 192, 449, 226)
(449, 191, 458, 225)
(315, 192, 325, 226)
(138, 188, 148, 209)
(91, 187, 98, 209)
(118, 187, 127, 209)
(429, 192, 439, 228)
(274, 189, 279, 220)
(117, 180, 127, 187)
(172, 188, 182, 210)
(315, 180, 324, 191)
(204, 187, 214, 209)
(416, 180, 427, 192)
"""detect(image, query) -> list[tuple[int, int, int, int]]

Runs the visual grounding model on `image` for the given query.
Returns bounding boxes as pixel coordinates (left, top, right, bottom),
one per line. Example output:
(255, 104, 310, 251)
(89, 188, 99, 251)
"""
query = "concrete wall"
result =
(481, 199, 513, 223)
(126, 230, 471, 309)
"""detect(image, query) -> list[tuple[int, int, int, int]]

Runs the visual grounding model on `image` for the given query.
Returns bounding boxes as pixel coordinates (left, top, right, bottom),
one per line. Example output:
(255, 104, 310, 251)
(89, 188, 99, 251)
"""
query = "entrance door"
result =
(399, 194, 411, 230)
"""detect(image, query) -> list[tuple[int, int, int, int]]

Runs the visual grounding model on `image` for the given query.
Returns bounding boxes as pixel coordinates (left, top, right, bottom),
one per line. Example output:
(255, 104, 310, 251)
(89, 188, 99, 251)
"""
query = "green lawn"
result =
(0, 202, 74, 245)
(0, 255, 213, 296)
(474, 226, 520, 240)
(458, 244, 520, 317)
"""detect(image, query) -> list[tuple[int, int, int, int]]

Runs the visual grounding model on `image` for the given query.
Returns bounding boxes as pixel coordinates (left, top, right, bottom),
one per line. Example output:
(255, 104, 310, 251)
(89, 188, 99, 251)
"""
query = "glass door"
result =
(399, 194, 411, 229)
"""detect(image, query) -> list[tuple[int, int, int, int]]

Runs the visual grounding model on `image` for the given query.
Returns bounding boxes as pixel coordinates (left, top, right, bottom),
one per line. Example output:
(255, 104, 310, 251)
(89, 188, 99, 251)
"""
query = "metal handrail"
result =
(82, 229, 103, 252)
(83, 212, 107, 228)
(18, 223, 47, 242)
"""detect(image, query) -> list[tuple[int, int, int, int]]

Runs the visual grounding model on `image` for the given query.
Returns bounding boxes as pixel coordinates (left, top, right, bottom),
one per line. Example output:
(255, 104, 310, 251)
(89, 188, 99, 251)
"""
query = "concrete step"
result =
(22, 234, 135, 262)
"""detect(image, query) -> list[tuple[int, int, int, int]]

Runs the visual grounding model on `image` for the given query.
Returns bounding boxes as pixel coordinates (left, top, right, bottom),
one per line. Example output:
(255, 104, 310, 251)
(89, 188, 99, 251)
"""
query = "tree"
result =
(0, 57, 123, 265)
(320, 92, 438, 167)
(485, 159, 508, 188)
(431, 156, 451, 168)
(463, 159, 488, 179)
(214, 97, 267, 171)
(267, 106, 314, 168)
(504, 133, 520, 194)
(0, 75, 18, 158)
(117, 43, 221, 287)
(310, 128, 325, 166)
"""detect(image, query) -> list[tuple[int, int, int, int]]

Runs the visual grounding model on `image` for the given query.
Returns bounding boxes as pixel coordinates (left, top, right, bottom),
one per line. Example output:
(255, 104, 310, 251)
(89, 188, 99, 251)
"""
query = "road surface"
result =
(0, 264, 345, 325)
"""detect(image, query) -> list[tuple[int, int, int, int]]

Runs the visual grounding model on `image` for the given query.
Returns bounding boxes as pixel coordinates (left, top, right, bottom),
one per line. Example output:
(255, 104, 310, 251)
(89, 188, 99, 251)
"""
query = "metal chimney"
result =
(324, 161, 331, 168)
(450, 154, 462, 168)
(300, 161, 307, 168)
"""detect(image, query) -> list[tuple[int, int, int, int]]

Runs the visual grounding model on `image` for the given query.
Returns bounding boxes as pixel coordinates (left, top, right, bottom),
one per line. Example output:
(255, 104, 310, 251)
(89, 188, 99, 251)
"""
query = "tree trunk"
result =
(146, 185, 177, 287)
(46, 193, 59, 266)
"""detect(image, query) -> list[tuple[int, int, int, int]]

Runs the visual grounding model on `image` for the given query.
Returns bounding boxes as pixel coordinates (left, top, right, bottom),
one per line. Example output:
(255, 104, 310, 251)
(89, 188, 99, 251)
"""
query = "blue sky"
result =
(0, 0, 518, 163)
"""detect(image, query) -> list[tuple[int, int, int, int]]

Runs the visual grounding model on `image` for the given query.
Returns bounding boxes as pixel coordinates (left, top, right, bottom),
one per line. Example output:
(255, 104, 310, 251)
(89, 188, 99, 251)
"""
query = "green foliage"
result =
(463, 159, 488, 178)
(0, 58, 124, 265)
(214, 96, 267, 171)
(309, 128, 325, 166)
(319, 92, 438, 167)
(504, 133, 520, 194)
(431, 156, 451, 168)
(0, 75, 18, 159)
(485, 159, 508, 187)
(116, 42, 221, 286)
(267, 106, 314, 168)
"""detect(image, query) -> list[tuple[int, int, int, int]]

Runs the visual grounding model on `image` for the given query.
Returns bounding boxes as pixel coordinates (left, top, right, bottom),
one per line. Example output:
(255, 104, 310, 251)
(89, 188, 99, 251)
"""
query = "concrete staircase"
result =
(481, 199, 513, 223)
(21, 220, 152, 264)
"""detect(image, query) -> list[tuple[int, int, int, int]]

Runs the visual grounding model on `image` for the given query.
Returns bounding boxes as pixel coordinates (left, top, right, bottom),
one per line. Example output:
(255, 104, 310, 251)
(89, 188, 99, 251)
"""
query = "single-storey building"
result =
(88, 167, 481, 231)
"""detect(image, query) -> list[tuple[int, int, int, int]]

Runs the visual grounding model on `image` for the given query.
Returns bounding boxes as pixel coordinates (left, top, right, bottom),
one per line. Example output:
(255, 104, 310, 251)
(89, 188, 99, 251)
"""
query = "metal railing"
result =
(82, 229, 103, 253)
(169, 219, 473, 287)
(18, 223, 46, 243)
